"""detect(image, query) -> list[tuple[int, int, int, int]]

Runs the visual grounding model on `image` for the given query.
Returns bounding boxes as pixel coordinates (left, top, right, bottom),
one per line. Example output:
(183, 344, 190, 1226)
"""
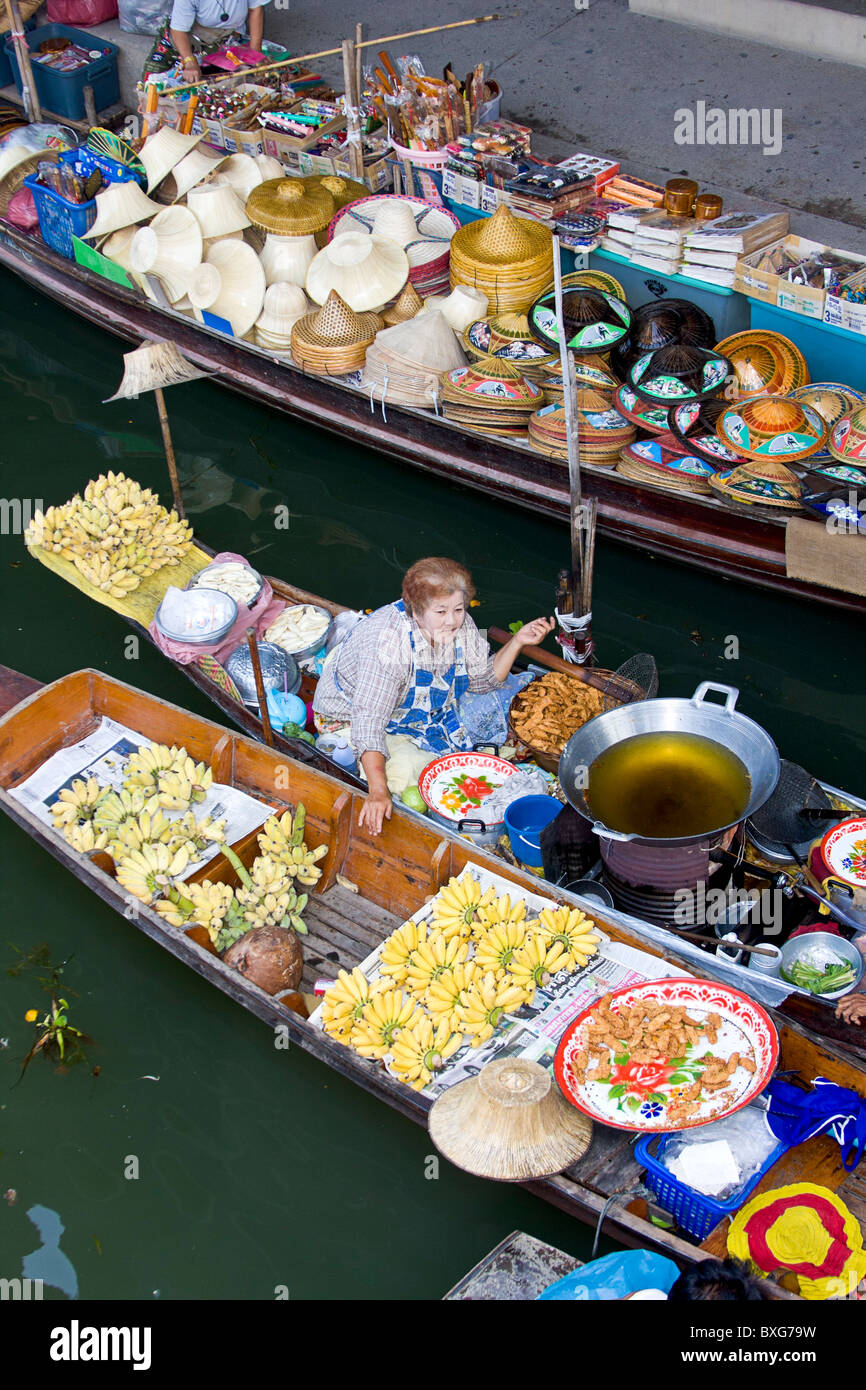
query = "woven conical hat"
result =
(139, 126, 204, 193)
(170, 145, 228, 201)
(306, 232, 409, 313)
(442, 355, 542, 407)
(453, 203, 552, 266)
(82, 181, 162, 240)
(382, 281, 424, 325)
(187, 175, 250, 237)
(104, 339, 210, 401)
(291, 289, 380, 349)
(219, 153, 264, 204)
(246, 177, 334, 235)
(375, 310, 467, 374)
(428, 1057, 592, 1180)
(422, 284, 489, 332)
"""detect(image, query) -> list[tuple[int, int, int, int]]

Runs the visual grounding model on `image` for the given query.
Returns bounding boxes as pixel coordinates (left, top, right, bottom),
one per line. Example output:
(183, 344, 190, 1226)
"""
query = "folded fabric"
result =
(765, 1075, 866, 1171)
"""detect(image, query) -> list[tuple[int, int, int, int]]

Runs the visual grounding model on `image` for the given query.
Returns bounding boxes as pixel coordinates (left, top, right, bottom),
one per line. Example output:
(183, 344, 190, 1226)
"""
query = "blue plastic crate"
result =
(588, 247, 751, 341)
(24, 171, 97, 259)
(635, 1125, 787, 1241)
(0, 14, 35, 88)
(4, 23, 119, 121)
(72, 143, 144, 188)
(749, 299, 866, 392)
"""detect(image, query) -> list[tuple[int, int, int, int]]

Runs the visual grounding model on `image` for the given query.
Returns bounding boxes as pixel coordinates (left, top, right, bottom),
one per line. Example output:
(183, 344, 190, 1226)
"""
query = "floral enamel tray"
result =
(820, 817, 866, 886)
(419, 752, 515, 822)
(554, 978, 778, 1132)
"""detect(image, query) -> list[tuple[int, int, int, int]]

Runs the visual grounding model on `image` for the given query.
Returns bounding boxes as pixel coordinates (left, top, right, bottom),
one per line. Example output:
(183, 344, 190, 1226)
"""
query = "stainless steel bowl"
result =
(224, 641, 301, 708)
(154, 587, 238, 646)
(187, 560, 264, 608)
(267, 605, 334, 662)
(779, 931, 863, 1000)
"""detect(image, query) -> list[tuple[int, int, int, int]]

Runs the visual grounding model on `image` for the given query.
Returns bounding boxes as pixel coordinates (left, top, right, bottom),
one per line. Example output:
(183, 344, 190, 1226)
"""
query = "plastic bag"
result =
(538, 1250, 680, 1301)
(660, 1106, 781, 1201)
(457, 670, 534, 747)
(47, 0, 118, 25)
(118, 0, 167, 34)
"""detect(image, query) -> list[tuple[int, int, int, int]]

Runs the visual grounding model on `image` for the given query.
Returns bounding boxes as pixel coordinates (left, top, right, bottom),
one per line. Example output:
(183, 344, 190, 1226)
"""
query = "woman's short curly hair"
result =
(402, 557, 475, 616)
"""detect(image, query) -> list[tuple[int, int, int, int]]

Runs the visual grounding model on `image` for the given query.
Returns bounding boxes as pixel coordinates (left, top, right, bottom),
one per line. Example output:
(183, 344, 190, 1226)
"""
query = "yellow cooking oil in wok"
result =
(587, 731, 752, 838)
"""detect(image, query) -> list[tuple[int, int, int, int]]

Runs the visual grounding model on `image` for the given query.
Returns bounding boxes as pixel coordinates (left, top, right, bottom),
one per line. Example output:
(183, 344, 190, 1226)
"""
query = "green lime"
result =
(400, 785, 427, 814)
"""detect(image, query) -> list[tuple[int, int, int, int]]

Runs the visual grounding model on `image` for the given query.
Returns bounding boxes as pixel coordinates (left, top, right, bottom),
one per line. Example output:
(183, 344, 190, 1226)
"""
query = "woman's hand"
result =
(358, 788, 392, 836)
(512, 616, 556, 648)
(181, 55, 201, 81)
(836, 992, 866, 1026)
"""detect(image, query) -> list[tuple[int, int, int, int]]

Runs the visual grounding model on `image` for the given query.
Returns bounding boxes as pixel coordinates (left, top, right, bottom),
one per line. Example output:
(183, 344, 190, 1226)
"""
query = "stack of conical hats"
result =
(360, 310, 467, 409)
(539, 354, 620, 405)
(290, 289, 381, 376)
(441, 356, 544, 437)
(529, 388, 636, 464)
(449, 205, 553, 314)
(462, 311, 559, 381)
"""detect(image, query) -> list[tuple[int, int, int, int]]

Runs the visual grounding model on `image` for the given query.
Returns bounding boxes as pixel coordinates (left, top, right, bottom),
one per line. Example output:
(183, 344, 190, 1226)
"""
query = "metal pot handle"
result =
(691, 681, 739, 713)
(457, 819, 487, 834)
(592, 821, 638, 843)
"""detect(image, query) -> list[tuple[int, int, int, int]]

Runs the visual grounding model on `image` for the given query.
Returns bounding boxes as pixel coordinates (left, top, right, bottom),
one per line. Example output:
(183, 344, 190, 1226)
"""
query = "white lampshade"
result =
(130, 205, 203, 303)
(259, 232, 317, 287)
(187, 239, 265, 339)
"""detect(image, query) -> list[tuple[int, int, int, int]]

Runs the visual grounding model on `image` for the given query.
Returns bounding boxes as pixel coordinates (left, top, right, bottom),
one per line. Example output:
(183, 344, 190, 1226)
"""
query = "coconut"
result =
(222, 926, 303, 994)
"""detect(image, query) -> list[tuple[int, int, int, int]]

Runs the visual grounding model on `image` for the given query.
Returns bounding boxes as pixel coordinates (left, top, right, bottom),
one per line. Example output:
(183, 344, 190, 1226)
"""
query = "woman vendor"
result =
(169, 0, 269, 81)
(313, 556, 555, 835)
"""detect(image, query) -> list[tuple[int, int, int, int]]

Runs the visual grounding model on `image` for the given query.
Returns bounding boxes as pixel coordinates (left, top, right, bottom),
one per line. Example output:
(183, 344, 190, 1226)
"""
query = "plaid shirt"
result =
(314, 603, 503, 758)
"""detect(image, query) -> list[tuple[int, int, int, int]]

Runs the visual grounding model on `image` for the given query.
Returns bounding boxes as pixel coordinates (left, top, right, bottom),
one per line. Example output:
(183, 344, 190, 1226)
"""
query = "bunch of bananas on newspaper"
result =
(320, 874, 600, 1090)
(25, 471, 193, 598)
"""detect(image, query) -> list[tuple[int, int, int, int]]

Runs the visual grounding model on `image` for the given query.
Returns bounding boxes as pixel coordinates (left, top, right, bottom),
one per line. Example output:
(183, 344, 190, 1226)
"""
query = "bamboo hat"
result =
(187, 175, 250, 238)
(130, 205, 203, 304)
(101, 225, 137, 271)
(0, 148, 60, 220)
(421, 284, 489, 333)
(254, 282, 310, 350)
(612, 383, 671, 435)
(169, 145, 228, 201)
(709, 458, 805, 510)
(259, 232, 317, 288)
(254, 154, 284, 181)
(290, 289, 381, 375)
(788, 384, 866, 466)
(104, 340, 210, 402)
(463, 311, 559, 380)
(373, 310, 468, 375)
(187, 239, 266, 340)
(627, 343, 732, 406)
(305, 173, 368, 212)
(715, 329, 810, 399)
(382, 280, 424, 325)
(449, 205, 553, 314)
(139, 126, 205, 193)
(827, 405, 866, 466)
(217, 153, 265, 204)
(82, 181, 162, 240)
(715, 395, 828, 463)
(360, 347, 442, 409)
(428, 1057, 592, 1181)
(245, 177, 334, 236)
(540, 354, 620, 406)
(305, 232, 409, 313)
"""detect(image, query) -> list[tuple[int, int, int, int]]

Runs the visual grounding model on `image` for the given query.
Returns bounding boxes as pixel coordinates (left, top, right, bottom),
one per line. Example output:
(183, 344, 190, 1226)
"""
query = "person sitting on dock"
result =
(170, 0, 270, 81)
(313, 556, 554, 835)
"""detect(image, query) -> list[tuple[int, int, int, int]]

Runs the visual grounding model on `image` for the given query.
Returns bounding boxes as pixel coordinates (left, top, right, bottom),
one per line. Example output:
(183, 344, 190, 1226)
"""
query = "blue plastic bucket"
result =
(503, 795, 561, 867)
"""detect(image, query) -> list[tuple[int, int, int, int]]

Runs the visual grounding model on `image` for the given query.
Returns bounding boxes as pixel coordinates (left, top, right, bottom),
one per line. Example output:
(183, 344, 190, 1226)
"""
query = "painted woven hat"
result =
(138, 126, 204, 193)
(709, 458, 804, 510)
(306, 232, 409, 312)
(788, 383, 866, 467)
(462, 312, 559, 379)
(667, 397, 746, 466)
(827, 405, 866, 466)
(728, 1183, 866, 1300)
(618, 432, 716, 493)
(245, 178, 334, 236)
(528, 287, 631, 356)
(442, 356, 543, 436)
(613, 383, 679, 434)
(540, 355, 620, 405)
(540, 267, 626, 299)
(716, 395, 828, 463)
(716, 329, 810, 399)
(628, 343, 732, 405)
(631, 297, 717, 350)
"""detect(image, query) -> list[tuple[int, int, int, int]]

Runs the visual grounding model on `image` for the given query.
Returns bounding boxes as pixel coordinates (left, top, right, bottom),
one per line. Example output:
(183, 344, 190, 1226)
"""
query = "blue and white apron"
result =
(385, 601, 472, 753)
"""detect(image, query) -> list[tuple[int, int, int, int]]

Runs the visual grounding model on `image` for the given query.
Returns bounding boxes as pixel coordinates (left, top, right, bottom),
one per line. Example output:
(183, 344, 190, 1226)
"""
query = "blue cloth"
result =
(458, 669, 535, 747)
(383, 600, 472, 755)
(538, 1250, 680, 1301)
(765, 1076, 866, 1172)
(170, 0, 267, 33)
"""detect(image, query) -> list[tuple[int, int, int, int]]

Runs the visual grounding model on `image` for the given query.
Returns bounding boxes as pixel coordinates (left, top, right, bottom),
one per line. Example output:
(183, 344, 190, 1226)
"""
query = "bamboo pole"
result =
(160, 15, 501, 97)
(552, 235, 584, 608)
(153, 386, 185, 521)
(354, 21, 363, 107)
(341, 37, 364, 182)
(4, 0, 42, 122)
(246, 628, 275, 746)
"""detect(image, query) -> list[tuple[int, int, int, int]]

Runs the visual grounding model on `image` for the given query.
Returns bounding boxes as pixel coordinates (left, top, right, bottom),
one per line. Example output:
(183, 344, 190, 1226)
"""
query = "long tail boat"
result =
(1, 219, 862, 615)
(1, 664, 864, 1285)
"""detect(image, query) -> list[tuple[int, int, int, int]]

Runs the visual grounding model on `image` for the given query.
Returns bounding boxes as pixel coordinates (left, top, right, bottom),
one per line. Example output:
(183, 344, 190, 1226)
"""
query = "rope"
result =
(591, 1183, 648, 1260)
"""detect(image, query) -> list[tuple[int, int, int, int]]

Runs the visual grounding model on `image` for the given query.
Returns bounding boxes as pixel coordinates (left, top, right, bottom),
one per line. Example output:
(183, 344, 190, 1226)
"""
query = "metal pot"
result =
(559, 681, 780, 849)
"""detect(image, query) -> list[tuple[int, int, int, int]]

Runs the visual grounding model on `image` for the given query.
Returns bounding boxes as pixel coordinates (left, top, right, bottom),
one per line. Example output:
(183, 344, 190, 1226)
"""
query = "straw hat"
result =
(0, 148, 60, 221)
(101, 226, 137, 271)
(130, 205, 202, 304)
(715, 395, 828, 464)
(139, 126, 204, 193)
(305, 174, 368, 244)
(428, 1057, 592, 1181)
(254, 155, 284, 181)
(202, 229, 244, 257)
(709, 458, 805, 510)
(627, 343, 732, 406)
(170, 145, 228, 201)
(382, 281, 424, 326)
(306, 232, 409, 313)
(422, 284, 489, 333)
(715, 329, 810, 399)
(370, 198, 422, 247)
(290, 289, 381, 375)
(259, 232, 317, 288)
(245, 177, 334, 236)
(449, 204, 553, 315)
(187, 239, 266, 339)
(187, 175, 250, 238)
(219, 153, 264, 204)
(827, 405, 866, 465)
(375, 310, 468, 375)
(104, 339, 210, 402)
(82, 181, 162, 240)
(254, 282, 310, 350)
(463, 311, 559, 380)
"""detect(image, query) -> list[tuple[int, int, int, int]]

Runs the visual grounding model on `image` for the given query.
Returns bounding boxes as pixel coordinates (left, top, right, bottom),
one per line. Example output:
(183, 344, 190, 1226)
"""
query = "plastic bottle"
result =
(315, 735, 357, 772)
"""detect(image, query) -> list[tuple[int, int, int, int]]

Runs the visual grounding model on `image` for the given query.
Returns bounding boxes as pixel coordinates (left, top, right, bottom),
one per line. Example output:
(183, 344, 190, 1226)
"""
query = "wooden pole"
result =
(552, 235, 584, 608)
(246, 627, 275, 746)
(153, 386, 186, 521)
(160, 15, 502, 97)
(354, 21, 363, 108)
(4, 0, 42, 122)
(341, 37, 364, 182)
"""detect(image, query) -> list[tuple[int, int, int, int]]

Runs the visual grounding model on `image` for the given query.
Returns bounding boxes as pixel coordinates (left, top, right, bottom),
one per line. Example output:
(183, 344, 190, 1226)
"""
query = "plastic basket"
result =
(750, 299, 866, 393)
(24, 171, 97, 258)
(635, 1127, 787, 1241)
(4, 23, 119, 121)
(73, 143, 143, 187)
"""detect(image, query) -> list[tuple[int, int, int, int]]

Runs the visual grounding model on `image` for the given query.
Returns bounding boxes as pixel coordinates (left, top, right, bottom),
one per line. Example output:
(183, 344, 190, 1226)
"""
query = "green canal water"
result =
(1, 269, 864, 1300)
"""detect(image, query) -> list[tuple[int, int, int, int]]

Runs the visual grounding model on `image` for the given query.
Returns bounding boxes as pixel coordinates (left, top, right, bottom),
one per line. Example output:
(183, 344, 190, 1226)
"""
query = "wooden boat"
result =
(2, 663, 865, 1283)
(1, 219, 862, 615)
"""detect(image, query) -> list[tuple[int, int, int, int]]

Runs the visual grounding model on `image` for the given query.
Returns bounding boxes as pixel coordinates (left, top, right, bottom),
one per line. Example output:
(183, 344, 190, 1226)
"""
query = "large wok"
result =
(559, 682, 781, 849)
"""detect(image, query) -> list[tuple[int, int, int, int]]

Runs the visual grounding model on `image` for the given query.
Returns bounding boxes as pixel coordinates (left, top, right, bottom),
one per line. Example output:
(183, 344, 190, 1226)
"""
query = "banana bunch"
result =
(93, 786, 154, 834)
(107, 806, 175, 858)
(236, 854, 308, 934)
(50, 777, 110, 852)
(431, 874, 496, 940)
(256, 806, 327, 886)
(321, 967, 381, 1044)
(26, 472, 193, 597)
(352, 989, 419, 1060)
(156, 877, 235, 931)
(388, 1015, 463, 1091)
(65, 820, 110, 854)
(405, 930, 469, 1000)
(425, 961, 479, 1030)
(473, 893, 529, 939)
(122, 743, 213, 812)
(166, 811, 227, 858)
(506, 934, 568, 1001)
(474, 921, 530, 979)
(378, 918, 427, 985)
(456, 971, 529, 1047)
(537, 906, 600, 971)
(114, 842, 192, 904)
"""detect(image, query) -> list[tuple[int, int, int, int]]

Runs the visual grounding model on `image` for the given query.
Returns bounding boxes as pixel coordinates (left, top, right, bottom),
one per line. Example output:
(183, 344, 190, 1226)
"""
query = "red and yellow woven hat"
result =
(728, 1183, 866, 1300)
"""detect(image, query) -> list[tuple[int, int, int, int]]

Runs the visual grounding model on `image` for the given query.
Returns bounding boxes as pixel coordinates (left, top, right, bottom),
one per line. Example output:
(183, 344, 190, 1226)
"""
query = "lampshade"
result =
(305, 232, 409, 312)
(129, 205, 203, 303)
(187, 239, 266, 339)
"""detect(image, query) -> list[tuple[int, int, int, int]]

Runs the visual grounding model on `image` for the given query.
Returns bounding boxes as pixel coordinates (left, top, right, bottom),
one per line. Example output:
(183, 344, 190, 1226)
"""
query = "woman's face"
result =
(417, 590, 466, 643)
